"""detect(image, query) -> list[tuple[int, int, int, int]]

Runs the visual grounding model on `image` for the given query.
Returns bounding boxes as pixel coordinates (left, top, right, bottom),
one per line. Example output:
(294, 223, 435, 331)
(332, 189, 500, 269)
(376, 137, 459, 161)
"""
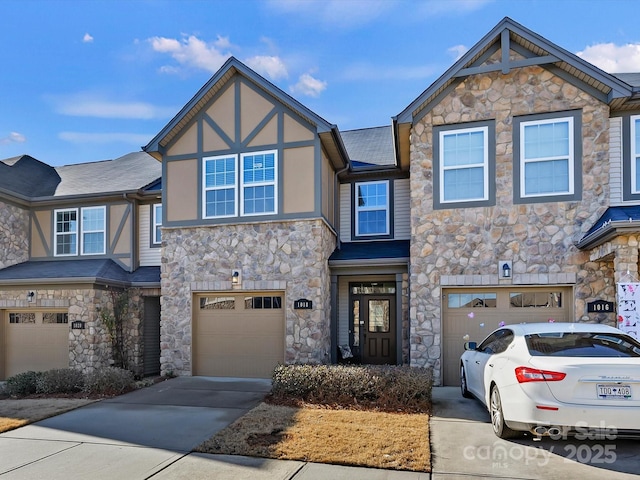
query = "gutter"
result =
(576, 220, 640, 250)
(0, 276, 160, 289)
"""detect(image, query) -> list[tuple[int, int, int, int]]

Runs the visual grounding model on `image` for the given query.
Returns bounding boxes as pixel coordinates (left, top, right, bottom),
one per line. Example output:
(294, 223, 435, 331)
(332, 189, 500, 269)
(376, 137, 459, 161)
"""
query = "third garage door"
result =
(442, 287, 572, 386)
(193, 292, 284, 378)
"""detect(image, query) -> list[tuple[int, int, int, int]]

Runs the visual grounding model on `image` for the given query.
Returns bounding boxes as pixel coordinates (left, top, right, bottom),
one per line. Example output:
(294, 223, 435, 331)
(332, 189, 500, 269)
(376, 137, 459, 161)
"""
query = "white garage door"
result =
(193, 293, 284, 378)
(4, 311, 69, 379)
(442, 287, 572, 386)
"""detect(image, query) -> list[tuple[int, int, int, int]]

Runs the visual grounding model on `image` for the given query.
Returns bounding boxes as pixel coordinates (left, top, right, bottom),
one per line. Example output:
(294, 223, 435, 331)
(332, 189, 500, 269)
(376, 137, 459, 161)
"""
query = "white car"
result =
(460, 322, 640, 439)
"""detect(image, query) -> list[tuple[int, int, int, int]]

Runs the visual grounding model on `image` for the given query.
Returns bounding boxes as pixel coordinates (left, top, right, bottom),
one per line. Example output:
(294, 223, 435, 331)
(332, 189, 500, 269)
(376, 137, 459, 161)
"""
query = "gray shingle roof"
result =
(54, 152, 161, 197)
(0, 155, 60, 197)
(0, 259, 160, 286)
(614, 73, 640, 88)
(341, 126, 395, 167)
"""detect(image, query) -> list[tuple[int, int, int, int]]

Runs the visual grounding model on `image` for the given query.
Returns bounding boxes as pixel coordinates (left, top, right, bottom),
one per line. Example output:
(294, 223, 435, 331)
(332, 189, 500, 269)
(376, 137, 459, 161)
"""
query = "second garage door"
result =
(442, 287, 573, 386)
(193, 292, 284, 378)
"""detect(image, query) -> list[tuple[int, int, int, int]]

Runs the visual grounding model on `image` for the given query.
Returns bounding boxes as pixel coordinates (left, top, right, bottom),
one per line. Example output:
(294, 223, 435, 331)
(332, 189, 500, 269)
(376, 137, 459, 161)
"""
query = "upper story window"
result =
(55, 209, 78, 256)
(153, 204, 162, 245)
(203, 155, 238, 218)
(433, 121, 495, 209)
(514, 110, 582, 203)
(355, 181, 389, 236)
(203, 150, 278, 219)
(241, 151, 277, 216)
(631, 115, 640, 194)
(55, 206, 106, 256)
(81, 206, 106, 255)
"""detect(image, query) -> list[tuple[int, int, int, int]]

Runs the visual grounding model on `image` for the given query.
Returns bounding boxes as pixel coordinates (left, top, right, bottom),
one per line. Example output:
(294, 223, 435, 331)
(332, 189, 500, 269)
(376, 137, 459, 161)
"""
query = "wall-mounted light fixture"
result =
(501, 261, 512, 279)
(27, 291, 35, 303)
(231, 270, 241, 287)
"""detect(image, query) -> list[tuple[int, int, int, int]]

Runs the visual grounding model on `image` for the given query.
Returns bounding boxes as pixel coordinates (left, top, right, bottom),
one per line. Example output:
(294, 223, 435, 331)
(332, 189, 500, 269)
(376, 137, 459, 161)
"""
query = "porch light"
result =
(501, 262, 512, 278)
(231, 270, 241, 286)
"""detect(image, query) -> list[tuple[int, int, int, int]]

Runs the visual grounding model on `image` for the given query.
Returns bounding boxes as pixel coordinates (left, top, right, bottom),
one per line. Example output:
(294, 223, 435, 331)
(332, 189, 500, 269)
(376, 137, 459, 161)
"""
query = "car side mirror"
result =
(464, 341, 477, 351)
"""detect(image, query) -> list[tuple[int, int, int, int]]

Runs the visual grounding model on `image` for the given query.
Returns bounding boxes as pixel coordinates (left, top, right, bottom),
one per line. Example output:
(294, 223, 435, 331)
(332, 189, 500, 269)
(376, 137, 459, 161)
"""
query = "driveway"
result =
(0, 376, 427, 480)
(430, 387, 639, 479)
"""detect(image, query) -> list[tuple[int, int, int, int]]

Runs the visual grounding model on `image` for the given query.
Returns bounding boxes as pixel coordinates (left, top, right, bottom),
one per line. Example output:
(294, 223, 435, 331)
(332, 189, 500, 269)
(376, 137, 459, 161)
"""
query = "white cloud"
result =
(245, 55, 289, 80)
(59, 132, 152, 145)
(48, 93, 176, 120)
(290, 73, 327, 97)
(83, 33, 94, 43)
(417, 0, 493, 16)
(266, 0, 394, 29)
(0, 132, 26, 145)
(149, 34, 230, 73)
(447, 44, 468, 61)
(577, 42, 640, 73)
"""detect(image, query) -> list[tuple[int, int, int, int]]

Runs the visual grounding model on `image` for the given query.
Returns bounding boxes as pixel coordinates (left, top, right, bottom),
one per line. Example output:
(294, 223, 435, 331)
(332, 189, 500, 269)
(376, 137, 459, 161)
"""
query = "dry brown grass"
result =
(0, 398, 96, 433)
(196, 402, 430, 472)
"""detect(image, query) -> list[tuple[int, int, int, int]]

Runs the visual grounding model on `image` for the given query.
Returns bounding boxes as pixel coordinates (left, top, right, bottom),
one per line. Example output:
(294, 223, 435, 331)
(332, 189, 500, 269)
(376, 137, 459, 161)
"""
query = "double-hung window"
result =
(434, 122, 494, 208)
(54, 209, 78, 256)
(241, 150, 277, 216)
(153, 204, 162, 245)
(514, 111, 581, 203)
(81, 206, 106, 255)
(203, 155, 238, 218)
(631, 115, 640, 194)
(355, 181, 389, 236)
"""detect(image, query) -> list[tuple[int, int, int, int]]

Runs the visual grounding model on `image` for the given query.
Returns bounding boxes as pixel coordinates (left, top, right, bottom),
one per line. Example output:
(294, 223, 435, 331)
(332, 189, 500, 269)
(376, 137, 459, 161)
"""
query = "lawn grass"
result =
(0, 398, 96, 433)
(196, 402, 431, 472)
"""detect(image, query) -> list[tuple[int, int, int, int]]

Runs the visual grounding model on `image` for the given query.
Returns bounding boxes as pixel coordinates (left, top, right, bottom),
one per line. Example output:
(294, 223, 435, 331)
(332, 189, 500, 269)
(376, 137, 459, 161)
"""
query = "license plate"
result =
(597, 384, 631, 399)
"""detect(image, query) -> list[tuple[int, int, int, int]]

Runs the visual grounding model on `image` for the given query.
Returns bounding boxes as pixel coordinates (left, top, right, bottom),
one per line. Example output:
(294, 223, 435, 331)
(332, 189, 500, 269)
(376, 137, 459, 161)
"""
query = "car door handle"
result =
(475, 361, 480, 364)
(488, 364, 494, 367)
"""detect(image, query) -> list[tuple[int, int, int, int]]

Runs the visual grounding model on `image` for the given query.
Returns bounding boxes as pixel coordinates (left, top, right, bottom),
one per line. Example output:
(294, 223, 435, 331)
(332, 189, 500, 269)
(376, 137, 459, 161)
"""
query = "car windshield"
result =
(525, 332, 640, 357)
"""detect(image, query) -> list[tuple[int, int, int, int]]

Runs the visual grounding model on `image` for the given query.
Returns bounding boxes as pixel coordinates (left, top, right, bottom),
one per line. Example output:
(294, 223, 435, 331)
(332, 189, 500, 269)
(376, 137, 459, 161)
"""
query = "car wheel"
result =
(460, 365, 472, 398)
(490, 386, 520, 439)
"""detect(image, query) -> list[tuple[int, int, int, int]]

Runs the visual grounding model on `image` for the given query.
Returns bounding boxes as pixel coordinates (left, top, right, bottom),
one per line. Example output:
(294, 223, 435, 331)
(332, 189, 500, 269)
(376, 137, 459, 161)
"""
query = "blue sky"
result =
(1, 0, 639, 166)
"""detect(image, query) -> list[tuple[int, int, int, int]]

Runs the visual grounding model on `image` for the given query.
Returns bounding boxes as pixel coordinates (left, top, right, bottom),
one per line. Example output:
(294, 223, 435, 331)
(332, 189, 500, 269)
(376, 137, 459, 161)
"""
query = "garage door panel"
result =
(4, 312, 69, 378)
(194, 293, 284, 378)
(442, 288, 572, 386)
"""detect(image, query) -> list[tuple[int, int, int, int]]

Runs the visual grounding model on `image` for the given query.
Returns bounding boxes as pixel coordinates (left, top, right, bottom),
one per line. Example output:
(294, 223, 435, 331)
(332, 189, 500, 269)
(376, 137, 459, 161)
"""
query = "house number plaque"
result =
(294, 299, 313, 310)
(71, 321, 86, 329)
(586, 300, 615, 313)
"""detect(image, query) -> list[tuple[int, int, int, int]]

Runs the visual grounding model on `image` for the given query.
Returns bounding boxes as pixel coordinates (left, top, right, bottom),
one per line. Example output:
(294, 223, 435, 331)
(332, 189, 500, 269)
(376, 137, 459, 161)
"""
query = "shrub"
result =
(36, 368, 84, 394)
(83, 367, 135, 395)
(5, 371, 43, 396)
(270, 364, 433, 413)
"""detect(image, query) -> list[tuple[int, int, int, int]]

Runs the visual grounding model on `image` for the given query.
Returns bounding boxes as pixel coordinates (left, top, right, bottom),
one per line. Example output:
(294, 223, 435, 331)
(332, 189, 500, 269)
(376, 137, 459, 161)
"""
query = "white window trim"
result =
(519, 116, 574, 198)
(631, 115, 640, 194)
(355, 180, 390, 237)
(202, 154, 238, 219)
(80, 206, 106, 256)
(240, 150, 278, 217)
(439, 126, 489, 204)
(152, 203, 162, 245)
(54, 208, 78, 257)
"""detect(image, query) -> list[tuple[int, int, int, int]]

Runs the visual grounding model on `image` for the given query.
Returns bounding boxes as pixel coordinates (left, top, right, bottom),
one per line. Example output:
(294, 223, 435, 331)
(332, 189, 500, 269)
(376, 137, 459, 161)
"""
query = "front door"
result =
(352, 294, 396, 365)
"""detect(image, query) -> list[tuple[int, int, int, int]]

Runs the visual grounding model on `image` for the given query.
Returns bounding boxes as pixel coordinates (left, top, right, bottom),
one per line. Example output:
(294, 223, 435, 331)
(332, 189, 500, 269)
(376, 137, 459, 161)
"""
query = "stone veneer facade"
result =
(160, 219, 336, 376)
(0, 286, 158, 376)
(408, 61, 612, 384)
(0, 200, 29, 270)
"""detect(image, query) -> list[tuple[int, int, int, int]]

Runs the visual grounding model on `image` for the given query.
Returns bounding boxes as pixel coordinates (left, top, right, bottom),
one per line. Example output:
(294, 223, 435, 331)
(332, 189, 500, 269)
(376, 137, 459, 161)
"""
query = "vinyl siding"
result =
(393, 178, 410, 240)
(139, 205, 161, 266)
(610, 116, 623, 205)
(339, 183, 351, 241)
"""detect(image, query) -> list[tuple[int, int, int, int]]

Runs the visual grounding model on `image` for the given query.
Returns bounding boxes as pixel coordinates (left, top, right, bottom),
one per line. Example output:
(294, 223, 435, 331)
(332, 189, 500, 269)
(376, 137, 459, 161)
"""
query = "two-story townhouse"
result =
(394, 17, 640, 385)
(0, 152, 162, 379)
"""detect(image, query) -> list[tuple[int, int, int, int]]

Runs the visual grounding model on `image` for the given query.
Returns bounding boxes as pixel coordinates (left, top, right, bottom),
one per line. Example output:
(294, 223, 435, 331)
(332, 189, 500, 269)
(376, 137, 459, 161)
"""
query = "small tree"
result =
(100, 288, 130, 370)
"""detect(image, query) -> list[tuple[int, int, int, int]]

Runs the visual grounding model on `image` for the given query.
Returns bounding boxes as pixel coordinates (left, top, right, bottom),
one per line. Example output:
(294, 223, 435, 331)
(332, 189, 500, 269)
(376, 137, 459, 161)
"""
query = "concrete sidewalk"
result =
(0, 376, 429, 479)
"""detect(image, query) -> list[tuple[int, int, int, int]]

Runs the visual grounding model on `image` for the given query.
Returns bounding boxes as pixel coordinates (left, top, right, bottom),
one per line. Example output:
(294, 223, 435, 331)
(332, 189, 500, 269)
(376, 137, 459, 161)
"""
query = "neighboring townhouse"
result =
(3, 16, 640, 385)
(394, 17, 640, 385)
(0, 153, 162, 379)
